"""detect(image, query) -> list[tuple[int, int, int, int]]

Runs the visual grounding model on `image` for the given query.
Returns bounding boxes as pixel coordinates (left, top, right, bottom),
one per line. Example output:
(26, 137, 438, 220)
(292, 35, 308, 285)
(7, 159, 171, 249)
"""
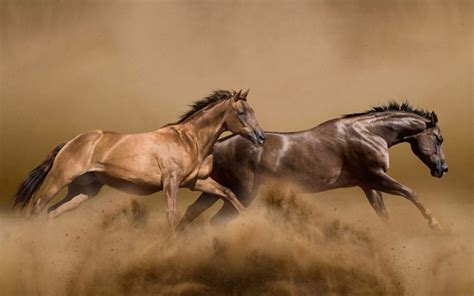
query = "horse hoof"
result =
(175, 223, 186, 233)
(429, 219, 442, 231)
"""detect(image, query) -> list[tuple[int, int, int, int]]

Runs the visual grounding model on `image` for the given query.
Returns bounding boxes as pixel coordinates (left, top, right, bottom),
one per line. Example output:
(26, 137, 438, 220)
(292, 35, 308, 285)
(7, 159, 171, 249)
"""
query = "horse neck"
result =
(181, 100, 229, 157)
(361, 113, 428, 147)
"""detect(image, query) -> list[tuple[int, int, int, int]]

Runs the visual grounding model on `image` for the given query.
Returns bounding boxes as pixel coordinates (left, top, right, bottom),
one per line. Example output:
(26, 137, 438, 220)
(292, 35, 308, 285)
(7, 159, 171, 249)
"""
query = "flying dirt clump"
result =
(0, 191, 403, 296)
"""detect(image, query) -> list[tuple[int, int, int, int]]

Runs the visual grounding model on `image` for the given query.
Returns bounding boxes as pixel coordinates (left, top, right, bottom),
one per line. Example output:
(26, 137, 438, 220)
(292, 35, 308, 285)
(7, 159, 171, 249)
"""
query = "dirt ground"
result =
(0, 188, 472, 296)
(1, 1, 472, 295)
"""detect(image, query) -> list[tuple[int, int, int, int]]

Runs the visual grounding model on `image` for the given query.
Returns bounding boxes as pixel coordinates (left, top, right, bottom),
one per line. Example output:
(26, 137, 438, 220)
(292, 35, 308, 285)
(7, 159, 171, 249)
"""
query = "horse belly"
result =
(95, 161, 162, 187)
(180, 155, 213, 186)
(96, 173, 162, 195)
(268, 152, 348, 193)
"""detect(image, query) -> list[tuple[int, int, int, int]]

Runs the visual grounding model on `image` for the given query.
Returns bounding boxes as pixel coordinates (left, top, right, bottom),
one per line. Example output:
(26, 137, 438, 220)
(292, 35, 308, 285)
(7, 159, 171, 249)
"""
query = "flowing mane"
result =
(175, 89, 235, 124)
(343, 101, 437, 122)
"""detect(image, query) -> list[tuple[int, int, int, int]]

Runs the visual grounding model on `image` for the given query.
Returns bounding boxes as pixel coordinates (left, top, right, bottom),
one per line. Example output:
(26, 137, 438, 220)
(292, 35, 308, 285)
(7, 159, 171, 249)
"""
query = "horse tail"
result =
(13, 143, 66, 209)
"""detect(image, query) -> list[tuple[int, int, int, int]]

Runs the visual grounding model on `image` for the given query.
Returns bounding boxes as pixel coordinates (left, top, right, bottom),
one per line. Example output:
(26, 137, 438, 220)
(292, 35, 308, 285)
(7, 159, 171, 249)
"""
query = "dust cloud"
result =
(1, 1, 473, 295)
(0, 189, 472, 295)
(1, 0, 472, 203)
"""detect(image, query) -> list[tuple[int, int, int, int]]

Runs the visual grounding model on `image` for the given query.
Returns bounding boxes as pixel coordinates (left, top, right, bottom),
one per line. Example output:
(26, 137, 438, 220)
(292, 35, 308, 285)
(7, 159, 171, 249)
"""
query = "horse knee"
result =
(222, 188, 235, 199)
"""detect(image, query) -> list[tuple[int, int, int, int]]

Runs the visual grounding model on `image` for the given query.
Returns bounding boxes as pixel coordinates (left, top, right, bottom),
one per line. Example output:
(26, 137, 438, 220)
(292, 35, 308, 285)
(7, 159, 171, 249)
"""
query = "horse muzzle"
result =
(255, 130, 266, 145)
(431, 163, 448, 178)
(247, 130, 265, 145)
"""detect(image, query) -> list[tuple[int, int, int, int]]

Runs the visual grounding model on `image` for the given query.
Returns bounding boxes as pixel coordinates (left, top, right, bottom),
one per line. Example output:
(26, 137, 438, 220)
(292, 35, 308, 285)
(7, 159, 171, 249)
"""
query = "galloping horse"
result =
(178, 102, 448, 231)
(13, 89, 265, 231)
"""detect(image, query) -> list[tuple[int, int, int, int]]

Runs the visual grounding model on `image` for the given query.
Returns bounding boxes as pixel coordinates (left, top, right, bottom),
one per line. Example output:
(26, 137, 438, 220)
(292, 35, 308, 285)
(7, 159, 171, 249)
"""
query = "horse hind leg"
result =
(176, 192, 220, 231)
(362, 188, 389, 222)
(210, 186, 255, 226)
(48, 174, 102, 220)
(211, 202, 238, 226)
(30, 161, 93, 217)
(30, 174, 71, 217)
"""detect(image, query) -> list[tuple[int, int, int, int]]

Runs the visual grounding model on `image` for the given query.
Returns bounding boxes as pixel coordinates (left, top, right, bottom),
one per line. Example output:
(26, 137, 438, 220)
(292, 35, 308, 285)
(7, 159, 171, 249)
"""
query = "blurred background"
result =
(0, 0, 472, 209)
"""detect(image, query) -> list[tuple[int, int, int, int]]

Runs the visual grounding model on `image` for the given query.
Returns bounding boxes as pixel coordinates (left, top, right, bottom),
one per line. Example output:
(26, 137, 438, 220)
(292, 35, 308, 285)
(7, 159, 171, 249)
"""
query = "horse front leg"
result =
(371, 172, 441, 231)
(191, 177, 246, 214)
(163, 175, 179, 234)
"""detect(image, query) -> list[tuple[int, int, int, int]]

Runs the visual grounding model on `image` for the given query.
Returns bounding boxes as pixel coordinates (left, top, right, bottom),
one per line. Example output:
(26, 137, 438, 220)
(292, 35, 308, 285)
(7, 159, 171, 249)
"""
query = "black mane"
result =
(343, 101, 436, 122)
(176, 89, 235, 124)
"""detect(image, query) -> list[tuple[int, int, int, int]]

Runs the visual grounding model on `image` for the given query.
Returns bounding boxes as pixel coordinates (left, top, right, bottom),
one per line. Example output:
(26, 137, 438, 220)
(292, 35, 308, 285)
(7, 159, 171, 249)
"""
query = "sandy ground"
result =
(0, 189, 472, 296)
(1, 1, 472, 295)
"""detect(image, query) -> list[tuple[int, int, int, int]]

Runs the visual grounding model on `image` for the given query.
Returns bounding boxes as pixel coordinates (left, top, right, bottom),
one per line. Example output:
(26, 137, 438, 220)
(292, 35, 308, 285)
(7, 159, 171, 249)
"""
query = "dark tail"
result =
(13, 143, 66, 209)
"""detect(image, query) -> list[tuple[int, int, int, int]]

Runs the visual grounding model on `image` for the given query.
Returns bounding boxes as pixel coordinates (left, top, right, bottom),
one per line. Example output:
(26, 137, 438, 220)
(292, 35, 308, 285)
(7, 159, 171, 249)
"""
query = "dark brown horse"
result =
(13, 89, 265, 231)
(178, 102, 448, 231)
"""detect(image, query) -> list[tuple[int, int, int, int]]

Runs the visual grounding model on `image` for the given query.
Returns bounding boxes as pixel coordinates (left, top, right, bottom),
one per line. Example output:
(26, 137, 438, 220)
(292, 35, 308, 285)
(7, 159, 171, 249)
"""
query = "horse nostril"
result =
(444, 167, 448, 173)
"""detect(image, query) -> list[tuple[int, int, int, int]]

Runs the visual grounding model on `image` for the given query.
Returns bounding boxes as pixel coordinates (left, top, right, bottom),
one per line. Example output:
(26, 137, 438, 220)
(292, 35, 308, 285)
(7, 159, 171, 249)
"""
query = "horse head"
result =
(225, 89, 265, 145)
(407, 111, 448, 178)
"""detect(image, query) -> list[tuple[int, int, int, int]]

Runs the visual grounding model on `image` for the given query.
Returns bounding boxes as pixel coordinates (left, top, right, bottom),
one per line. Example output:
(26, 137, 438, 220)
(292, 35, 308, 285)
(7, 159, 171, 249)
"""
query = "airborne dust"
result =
(0, 188, 472, 295)
(0, 1, 472, 295)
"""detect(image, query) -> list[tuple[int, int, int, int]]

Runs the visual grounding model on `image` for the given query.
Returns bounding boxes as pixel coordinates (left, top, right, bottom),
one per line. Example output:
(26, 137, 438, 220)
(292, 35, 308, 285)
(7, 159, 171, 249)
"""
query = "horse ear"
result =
(241, 89, 249, 100)
(232, 89, 242, 102)
(431, 111, 438, 125)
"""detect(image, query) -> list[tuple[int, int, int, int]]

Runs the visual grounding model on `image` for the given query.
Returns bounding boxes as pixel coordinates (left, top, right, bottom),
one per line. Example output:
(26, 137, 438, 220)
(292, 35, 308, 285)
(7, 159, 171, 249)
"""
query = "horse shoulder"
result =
(348, 124, 390, 171)
(152, 127, 204, 182)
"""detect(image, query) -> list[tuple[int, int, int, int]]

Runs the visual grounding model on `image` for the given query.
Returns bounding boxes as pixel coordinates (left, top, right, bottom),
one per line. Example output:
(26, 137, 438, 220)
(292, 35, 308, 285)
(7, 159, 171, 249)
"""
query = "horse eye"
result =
(238, 111, 245, 116)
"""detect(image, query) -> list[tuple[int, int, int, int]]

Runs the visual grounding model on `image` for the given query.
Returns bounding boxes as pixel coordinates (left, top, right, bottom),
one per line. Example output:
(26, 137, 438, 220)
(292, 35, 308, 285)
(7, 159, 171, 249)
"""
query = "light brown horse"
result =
(13, 89, 265, 231)
(178, 102, 447, 231)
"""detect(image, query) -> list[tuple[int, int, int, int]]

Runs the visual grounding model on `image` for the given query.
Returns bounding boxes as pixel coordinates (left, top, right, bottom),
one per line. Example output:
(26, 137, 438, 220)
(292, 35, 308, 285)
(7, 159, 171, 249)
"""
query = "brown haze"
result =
(0, 0, 472, 295)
